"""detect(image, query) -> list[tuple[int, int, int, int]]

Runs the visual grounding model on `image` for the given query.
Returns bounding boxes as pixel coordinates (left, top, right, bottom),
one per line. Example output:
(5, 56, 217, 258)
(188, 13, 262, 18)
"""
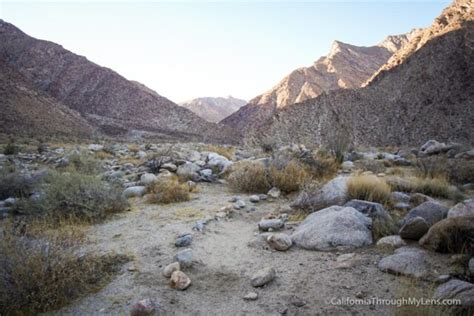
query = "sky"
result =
(0, 0, 450, 103)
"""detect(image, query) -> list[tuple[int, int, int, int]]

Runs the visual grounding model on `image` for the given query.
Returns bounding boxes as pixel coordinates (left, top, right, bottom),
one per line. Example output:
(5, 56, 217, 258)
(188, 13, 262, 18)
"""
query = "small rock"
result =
(376, 235, 407, 249)
(140, 173, 158, 186)
(131, 298, 155, 316)
(123, 186, 147, 198)
(258, 194, 268, 201)
(175, 234, 193, 247)
(267, 233, 292, 251)
(163, 262, 180, 278)
(249, 195, 260, 203)
(234, 199, 246, 209)
(174, 248, 193, 268)
(243, 291, 259, 301)
(88, 144, 104, 152)
(399, 216, 430, 240)
(267, 187, 281, 199)
(258, 219, 284, 231)
(251, 267, 276, 287)
(170, 271, 191, 290)
(161, 163, 177, 172)
(447, 198, 474, 218)
(3, 197, 17, 207)
(290, 295, 306, 307)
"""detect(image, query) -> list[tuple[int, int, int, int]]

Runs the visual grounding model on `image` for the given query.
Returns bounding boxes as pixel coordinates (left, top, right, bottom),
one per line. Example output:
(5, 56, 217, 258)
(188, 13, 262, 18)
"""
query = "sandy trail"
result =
(50, 183, 423, 316)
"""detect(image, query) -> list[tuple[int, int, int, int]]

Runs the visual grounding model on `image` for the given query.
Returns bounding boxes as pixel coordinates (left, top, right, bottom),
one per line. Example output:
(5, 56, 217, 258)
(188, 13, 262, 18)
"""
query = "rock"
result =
(176, 162, 201, 181)
(267, 187, 281, 198)
(193, 219, 207, 232)
(378, 247, 431, 279)
(290, 295, 307, 307)
(88, 144, 104, 152)
(448, 198, 474, 218)
(199, 168, 215, 182)
(433, 279, 474, 313)
(161, 163, 177, 172)
(249, 195, 260, 203)
(175, 233, 193, 247)
(234, 199, 246, 209)
(251, 267, 276, 287)
(207, 152, 232, 173)
(174, 248, 193, 268)
(376, 235, 407, 249)
(291, 176, 348, 211)
(137, 151, 147, 159)
(3, 197, 17, 207)
(187, 151, 201, 162)
(243, 291, 259, 301)
(131, 298, 155, 316)
(409, 193, 434, 207)
(399, 216, 430, 240)
(258, 219, 284, 231)
(341, 161, 354, 171)
(344, 199, 393, 224)
(267, 233, 292, 251)
(469, 257, 474, 275)
(170, 271, 191, 290)
(186, 181, 197, 191)
(291, 206, 373, 250)
(401, 201, 449, 227)
(333, 253, 367, 269)
(163, 262, 180, 278)
(419, 216, 474, 254)
(455, 149, 474, 160)
(419, 140, 450, 156)
(140, 173, 158, 186)
(258, 194, 268, 201)
(123, 186, 147, 198)
(390, 191, 410, 204)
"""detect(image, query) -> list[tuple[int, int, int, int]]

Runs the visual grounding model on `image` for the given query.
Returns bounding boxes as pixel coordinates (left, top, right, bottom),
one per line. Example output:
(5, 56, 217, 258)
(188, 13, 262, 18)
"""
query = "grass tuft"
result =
(146, 178, 191, 204)
(347, 175, 392, 205)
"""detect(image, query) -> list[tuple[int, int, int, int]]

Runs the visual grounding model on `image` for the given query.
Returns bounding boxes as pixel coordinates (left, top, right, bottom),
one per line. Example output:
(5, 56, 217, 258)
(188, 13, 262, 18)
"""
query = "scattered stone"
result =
(176, 162, 201, 181)
(249, 195, 260, 203)
(170, 271, 192, 290)
(344, 199, 393, 224)
(341, 161, 354, 171)
(131, 298, 155, 316)
(243, 291, 259, 301)
(123, 186, 147, 198)
(207, 152, 232, 173)
(193, 219, 207, 232)
(290, 295, 307, 307)
(163, 262, 181, 278)
(399, 216, 430, 240)
(419, 140, 451, 156)
(234, 199, 246, 209)
(266, 233, 292, 251)
(436, 275, 451, 283)
(251, 267, 276, 287)
(88, 144, 104, 152)
(291, 176, 348, 211)
(291, 206, 372, 251)
(174, 248, 193, 268)
(378, 247, 431, 279)
(258, 194, 268, 201)
(3, 197, 17, 207)
(161, 163, 177, 172)
(229, 196, 241, 202)
(448, 198, 474, 218)
(267, 187, 281, 199)
(175, 233, 193, 247)
(376, 235, 407, 249)
(140, 173, 158, 186)
(258, 219, 284, 231)
(433, 279, 474, 314)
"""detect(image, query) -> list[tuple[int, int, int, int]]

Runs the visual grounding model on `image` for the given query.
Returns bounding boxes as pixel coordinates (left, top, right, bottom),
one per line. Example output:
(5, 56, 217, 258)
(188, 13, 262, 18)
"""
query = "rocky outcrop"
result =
(249, 0, 474, 147)
(0, 20, 234, 142)
(221, 32, 415, 133)
(180, 96, 246, 123)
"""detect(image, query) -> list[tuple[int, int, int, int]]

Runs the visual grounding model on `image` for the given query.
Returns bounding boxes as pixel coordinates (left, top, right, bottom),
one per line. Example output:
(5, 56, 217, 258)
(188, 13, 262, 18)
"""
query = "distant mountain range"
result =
(180, 96, 246, 123)
(0, 20, 234, 142)
(221, 30, 420, 133)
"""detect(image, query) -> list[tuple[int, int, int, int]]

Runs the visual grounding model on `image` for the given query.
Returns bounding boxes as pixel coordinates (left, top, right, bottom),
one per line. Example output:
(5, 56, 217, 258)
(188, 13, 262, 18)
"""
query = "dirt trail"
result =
(50, 183, 421, 316)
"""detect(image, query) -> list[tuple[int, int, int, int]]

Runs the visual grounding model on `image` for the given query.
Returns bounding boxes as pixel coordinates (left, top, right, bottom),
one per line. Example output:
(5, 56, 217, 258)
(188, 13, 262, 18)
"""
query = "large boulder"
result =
(176, 162, 201, 182)
(378, 247, 432, 279)
(448, 198, 474, 218)
(419, 140, 451, 156)
(207, 153, 232, 173)
(123, 186, 147, 198)
(399, 201, 449, 240)
(433, 279, 474, 314)
(419, 216, 474, 254)
(399, 216, 430, 240)
(291, 176, 349, 211)
(291, 206, 372, 251)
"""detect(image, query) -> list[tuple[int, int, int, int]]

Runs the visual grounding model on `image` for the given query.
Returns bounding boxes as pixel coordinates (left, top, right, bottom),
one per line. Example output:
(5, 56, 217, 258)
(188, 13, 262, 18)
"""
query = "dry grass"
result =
(128, 144, 140, 153)
(0, 219, 130, 315)
(227, 161, 271, 193)
(347, 175, 392, 205)
(300, 152, 340, 181)
(388, 175, 462, 201)
(269, 160, 311, 193)
(0, 170, 35, 200)
(202, 144, 235, 160)
(173, 208, 204, 220)
(118, 156, 143, 166)
(394, 278, 448, 316)
(95, 150, 113, 160)
(146, 178, 191, 204)
(64, 151, 103, 175)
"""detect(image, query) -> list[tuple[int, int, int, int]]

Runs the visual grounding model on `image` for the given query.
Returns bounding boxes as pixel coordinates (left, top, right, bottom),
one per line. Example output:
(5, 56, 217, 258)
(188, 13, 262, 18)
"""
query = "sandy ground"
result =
(49, 183, 433, 316)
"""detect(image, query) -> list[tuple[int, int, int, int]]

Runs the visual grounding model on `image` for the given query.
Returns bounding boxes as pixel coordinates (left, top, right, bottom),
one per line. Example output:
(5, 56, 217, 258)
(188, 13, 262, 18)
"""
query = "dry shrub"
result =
(300, 152, 340, 181)
(394, 279, 447, 316)
(269, 160, 311, 193)
(146, 179, 191, 204)
(0, 170, 35, 200)
(65, 151, 103, 175)
(0, 220, 130, 315)
(202, 144, 235, 160)
(347, 175, 392, 205)
(128, 144, 140, 153)
(227, 161, 271, 193)
(446, 159, 474, 184)
(95, 150, 113, 160)
(388, 175, 461, 201)
(416, 156, 474, 185)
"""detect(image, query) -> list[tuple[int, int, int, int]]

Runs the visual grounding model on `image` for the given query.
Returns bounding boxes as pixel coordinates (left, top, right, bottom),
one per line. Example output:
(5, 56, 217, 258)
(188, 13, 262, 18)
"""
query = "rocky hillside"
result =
(250, 0, 474, 147)
(221, 32, 417, 132)
(180, 96, 246, 123)
(0, 20, 233, 142)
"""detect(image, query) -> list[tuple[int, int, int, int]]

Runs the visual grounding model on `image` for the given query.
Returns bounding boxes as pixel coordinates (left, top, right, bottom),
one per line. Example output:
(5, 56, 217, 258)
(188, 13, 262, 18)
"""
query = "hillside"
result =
(180, 96, 246, 123)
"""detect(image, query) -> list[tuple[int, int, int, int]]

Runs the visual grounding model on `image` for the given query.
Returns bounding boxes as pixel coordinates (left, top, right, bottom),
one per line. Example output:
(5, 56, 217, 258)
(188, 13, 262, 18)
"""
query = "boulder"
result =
(251, 267, 276, 287)
(390, 191, 410, 204)
(170, 271, 191, 290)
(123, 186, 147, 198)
(140, 173, 158, 186)
(267, 187, 281, 198)
(378, 247, 431, 279)
(88, 144, 104, 152)
(376, 235, 407, 249)
(419, 216, 474, 254)
(207, 152, 232, 173)
(291, 176, 349, 211)
(399, 217, 430, 240)
(344, 199, 393, 224)
(176, 162, 201, 181)
(433, 279, 474, 314)
(291, 206, 372, 251)
(448, 198, 474, 218)
(267, 233, 293, 251)
(419, 140, 451, 156)
(401, 201, 449, 227)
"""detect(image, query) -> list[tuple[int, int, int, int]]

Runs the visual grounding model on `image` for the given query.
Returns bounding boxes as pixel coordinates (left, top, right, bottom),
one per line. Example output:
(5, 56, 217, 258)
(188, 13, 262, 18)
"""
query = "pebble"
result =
(258, 219, 284, 231)
(131, 298, 155, 316)
(175, 233, 193, 247)
(251, 267, 276, 287)
(170, 271, 192, 290)
(243, 291, 259, 301)
(174, 248, 193, 268)
(249, 195, 260, 203)
(163, 262, 180, 278)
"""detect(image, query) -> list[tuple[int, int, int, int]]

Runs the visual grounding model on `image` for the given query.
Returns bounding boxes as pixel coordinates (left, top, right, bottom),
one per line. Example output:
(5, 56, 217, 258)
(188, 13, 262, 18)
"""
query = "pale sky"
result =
(1, 0, 449, 103)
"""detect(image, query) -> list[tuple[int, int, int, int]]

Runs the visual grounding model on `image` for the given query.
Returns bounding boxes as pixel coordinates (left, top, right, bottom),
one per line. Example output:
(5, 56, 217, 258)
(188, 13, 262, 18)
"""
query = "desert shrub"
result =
(299, 151, 340, 180)
(394, 279, 447, 316)
(3, 140, 18, 156)
(65, 151, 103, 175)
(325, 129, 350, 164)
(347, 175, 392, 205)
(0, 220, 130, 315)
(416, 156, 474, 184)
(25, 171, 128, 222)
(95, 150, 113, 160)
(146, 178, 190, 204)
(227, 161, 271, 193)
(0, 170, 35, 200)
(446, 159, 474, 184)
(36, 143, 48, 154)
(372, 217, 398, 241)
(269, 160, 311, 193)
(354, 159, 387, 174)
(146, 145, 176, 173)
(415, 157, 447, 179)
(128, 144, 140, 153)
(388, 175, 461, 201)
(202, 144, 235, 160)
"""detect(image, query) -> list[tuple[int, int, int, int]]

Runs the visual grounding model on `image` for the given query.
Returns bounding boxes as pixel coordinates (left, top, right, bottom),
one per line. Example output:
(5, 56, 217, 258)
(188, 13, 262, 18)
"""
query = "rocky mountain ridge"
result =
(180, 96, 246, 123)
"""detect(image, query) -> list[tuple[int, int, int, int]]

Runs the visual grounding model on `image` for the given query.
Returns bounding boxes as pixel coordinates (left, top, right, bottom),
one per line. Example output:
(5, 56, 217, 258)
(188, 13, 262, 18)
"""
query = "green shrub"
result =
(65, 152, 103, 175)
(0, 170, 34, 200)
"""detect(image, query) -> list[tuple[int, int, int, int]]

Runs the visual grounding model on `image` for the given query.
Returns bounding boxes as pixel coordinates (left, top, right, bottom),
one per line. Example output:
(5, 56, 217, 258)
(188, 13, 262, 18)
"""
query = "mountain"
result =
(250, 0, 474, 147)
(180, 96, 246, 123)
(221, 31, 418, 132)
(0, 20, 234, 142)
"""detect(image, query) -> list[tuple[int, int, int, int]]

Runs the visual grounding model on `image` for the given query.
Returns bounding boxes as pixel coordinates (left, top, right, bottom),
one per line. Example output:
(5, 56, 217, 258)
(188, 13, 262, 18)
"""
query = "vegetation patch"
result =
(347, 175, 392, 205)
(269, 160, 311, 193)
(227, 161, 271, 193)
(146, 178, 191, 204)
(202, 144, 235, 160)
